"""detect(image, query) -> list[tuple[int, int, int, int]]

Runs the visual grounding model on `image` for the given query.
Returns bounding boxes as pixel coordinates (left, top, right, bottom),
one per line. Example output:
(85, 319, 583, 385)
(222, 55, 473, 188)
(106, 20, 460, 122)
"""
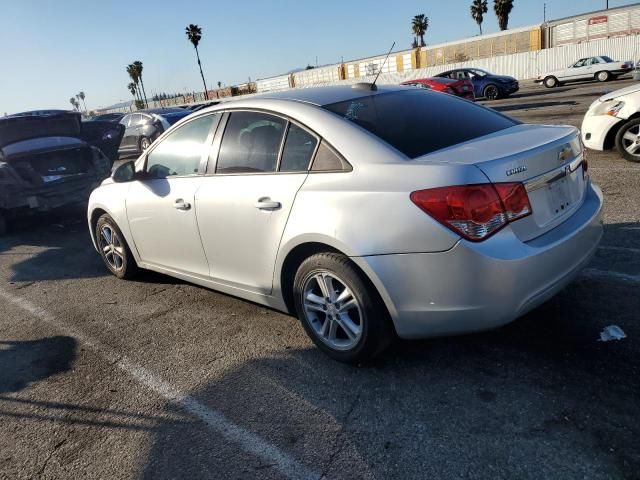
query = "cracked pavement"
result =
(1, 78, 639, 479)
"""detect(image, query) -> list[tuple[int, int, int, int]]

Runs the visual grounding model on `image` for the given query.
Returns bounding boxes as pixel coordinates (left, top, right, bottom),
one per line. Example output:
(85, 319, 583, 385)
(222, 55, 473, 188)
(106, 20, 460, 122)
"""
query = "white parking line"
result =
(0, 287, 319, 480)
(581, 268, 640, 283)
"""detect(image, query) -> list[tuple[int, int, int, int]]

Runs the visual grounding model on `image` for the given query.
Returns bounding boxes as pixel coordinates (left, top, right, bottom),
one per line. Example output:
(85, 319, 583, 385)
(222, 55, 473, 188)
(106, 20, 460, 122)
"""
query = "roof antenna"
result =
(352, 41, 396, 92)
(372, 41, 396, 90)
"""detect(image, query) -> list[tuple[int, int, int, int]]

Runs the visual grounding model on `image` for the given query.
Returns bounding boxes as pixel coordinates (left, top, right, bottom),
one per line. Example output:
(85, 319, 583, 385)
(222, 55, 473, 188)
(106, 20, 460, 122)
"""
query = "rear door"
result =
(195, 111, 317, 294)
(118, 114, 134, 150)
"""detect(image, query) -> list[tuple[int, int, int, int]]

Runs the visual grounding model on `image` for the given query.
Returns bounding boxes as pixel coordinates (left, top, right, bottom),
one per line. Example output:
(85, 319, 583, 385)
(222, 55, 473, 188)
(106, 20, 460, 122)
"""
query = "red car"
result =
(400, 77, 475, 101)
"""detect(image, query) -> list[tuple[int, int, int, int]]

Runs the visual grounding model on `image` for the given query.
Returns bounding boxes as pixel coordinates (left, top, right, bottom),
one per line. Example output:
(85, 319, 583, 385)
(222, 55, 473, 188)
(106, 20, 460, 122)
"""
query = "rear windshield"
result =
(323, 90, 516, 158)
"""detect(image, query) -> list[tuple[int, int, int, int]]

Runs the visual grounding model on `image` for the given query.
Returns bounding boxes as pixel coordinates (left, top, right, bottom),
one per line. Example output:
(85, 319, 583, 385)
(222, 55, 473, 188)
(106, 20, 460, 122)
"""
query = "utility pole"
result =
(606, 0, 609, 8)
(543, 3, 546, 22)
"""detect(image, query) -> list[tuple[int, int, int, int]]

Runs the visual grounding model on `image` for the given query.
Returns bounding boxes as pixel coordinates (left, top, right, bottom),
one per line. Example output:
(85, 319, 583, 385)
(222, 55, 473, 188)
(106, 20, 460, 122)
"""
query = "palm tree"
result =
(69, 97, 78, 111)
(185, 24, 209, 100)
(77, 91, 87, 112)
(126, 64, 143, 104)
(494, 0, 514, 31)
(217, 81, 222, 89)
(127, 82, 138, 99)
(411, 14, 429, 47)
(132, 61, 148, 108)
(471, 0, 489, 35)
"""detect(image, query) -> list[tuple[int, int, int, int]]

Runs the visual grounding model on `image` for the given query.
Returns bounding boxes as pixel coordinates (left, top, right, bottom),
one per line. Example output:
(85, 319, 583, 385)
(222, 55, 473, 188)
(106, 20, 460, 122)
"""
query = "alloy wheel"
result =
(621, 124, 640, 157)
(302, 271, 363, 351)
(485, 85, 499, 100)
(99, 225, 125, 271)
(140, 138, 150, 150)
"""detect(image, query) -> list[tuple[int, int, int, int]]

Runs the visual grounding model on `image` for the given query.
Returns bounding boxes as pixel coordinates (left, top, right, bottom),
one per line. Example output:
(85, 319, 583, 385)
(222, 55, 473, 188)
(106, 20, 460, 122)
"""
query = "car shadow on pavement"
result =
(139, 222, 639, 479)
(0, 204, 108, 282)
(0, 336, 76, 394)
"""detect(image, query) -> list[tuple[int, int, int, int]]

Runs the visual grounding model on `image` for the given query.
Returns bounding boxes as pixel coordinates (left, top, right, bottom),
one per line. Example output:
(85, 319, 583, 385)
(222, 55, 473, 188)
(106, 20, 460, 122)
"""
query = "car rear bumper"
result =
(355, 183, 603, 339)
(581, 114, 623, 150)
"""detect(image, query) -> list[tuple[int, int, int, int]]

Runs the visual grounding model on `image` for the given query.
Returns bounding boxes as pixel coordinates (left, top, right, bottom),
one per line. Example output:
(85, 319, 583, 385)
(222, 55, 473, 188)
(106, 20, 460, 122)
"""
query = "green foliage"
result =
(411, 14, 429, 47)
(471, 0, 488, 34)
(494, 0, 514, 31)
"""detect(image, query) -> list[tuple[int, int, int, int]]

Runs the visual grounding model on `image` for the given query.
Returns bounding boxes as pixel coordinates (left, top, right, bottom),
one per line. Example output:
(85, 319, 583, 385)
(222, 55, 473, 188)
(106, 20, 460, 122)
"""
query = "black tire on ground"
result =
(615, 118, 640, 163)
(95, 213, 139, 279)
(139, 136, 151, 152)
(483, 84, 501, 100)
(544, 76, 558, 88)
(293, 252, 393, 363)
(596, 71, 611, 82)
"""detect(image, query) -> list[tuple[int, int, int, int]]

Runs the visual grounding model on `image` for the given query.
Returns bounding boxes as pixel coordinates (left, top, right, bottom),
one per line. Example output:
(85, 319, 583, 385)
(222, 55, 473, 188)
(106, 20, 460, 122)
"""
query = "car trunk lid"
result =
(415, 124, 588, 241)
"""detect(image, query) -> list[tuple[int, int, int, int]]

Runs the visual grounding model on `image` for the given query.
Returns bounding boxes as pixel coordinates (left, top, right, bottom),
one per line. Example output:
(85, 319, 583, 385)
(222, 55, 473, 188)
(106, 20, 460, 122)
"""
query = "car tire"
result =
(615, 118, 640, 163)
(139, 136, 151, 152)
(543, 76, 558, 88)
(95, 214, 139, 279)
(596, 71, 611, 82)
(293, 252, 393, 363)
(483, 84, 501, 100)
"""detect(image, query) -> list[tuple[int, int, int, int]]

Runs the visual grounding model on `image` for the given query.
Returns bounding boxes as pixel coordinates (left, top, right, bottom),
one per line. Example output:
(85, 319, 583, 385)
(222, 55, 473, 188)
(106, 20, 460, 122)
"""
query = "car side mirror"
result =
(112, 160, 146, 183)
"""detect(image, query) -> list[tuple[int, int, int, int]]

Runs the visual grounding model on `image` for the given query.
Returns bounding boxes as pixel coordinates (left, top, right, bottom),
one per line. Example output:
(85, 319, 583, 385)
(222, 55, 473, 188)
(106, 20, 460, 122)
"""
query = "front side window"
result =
(279, 123, 318, 172)
(217, 111, 286, 173)
(324, 90, 516, 159)
(145, 114, 217, 178)
(573, 59, 587, 68)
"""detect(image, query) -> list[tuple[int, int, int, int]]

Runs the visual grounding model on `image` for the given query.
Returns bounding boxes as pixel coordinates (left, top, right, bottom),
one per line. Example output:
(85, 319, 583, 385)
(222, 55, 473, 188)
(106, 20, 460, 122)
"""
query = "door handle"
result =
(174, 199, 191, 211)
(254, 197, 281, 210)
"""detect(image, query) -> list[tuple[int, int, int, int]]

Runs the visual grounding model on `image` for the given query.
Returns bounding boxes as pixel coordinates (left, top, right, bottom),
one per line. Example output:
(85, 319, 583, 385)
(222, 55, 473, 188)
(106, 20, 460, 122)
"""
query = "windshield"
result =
(323, 90, 516, 159)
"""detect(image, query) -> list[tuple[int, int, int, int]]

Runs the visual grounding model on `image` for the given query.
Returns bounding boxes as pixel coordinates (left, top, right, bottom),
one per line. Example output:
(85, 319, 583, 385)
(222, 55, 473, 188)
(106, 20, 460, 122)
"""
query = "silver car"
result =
(88, 85, 603, 362)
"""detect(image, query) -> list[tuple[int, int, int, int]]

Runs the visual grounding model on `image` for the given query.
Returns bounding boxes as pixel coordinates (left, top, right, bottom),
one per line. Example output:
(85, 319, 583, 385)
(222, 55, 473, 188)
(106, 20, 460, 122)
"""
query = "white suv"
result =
(581, 83, 640, 163)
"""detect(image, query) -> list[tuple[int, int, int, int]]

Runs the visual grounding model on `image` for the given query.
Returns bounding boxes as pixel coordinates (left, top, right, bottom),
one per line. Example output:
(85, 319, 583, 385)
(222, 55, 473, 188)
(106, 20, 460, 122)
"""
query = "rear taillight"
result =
(444, 87, 455, 94)
(410, 183, 532, 241)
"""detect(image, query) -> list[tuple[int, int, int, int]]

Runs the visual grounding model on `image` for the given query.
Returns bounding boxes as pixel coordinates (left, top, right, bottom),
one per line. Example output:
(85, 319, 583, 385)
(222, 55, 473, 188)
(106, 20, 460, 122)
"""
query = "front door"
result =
(195, 112, 318, 294)
(126, 113, 219, 276)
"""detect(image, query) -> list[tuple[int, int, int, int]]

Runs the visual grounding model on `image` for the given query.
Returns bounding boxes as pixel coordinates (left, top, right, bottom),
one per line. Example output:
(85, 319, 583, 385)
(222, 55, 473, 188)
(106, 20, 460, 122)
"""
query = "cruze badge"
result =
(506, 165, 527, 176)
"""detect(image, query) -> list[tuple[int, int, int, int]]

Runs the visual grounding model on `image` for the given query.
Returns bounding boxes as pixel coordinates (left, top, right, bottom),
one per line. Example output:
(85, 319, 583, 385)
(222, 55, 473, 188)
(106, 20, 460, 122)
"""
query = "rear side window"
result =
(146, 114, 216, 178)
(217, 112, 286, 173)
(311, 141, 351, 172)
(323, 90, 516, 159)
(279, 123, 318, 172)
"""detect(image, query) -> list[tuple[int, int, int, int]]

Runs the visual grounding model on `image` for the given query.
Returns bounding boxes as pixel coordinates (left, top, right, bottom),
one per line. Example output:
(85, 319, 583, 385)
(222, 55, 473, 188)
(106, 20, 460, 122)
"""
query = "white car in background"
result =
(536, 56, 633, 88)
(582, 83, 640, 163)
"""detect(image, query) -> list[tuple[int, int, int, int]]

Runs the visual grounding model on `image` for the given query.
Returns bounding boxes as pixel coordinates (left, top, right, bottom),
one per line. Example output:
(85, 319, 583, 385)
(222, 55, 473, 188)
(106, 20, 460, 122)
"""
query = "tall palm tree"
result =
(132, 61, 148, 108)
(77, 91, 87, 112)
(185, 24, 209, 100)
(126, 64, 143, 104)
(217, 81, 222, 89)
(127, 82, 138, 99)
(471, 0, 489, 35)
(69, 97, 78, 111)
(411, 14, 429, 47)
(494, 0, 514, 31)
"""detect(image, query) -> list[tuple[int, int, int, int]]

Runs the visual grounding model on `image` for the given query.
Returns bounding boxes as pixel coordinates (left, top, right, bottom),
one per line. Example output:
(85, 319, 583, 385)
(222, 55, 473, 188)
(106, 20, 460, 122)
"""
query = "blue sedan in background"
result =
(435, 68, 519, 100)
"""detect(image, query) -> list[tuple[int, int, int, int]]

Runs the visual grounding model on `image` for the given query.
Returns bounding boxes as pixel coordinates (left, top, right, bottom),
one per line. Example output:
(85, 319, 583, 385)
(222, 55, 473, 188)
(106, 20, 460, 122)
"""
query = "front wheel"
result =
(596, 71, 610, 82)
(615, 118, 640, 163)
(293, 253, 393, 363)
(95, 214, 139, 279)
(483, 84, 501, 100)
(544, 76, 558, 88)
(139, 136, 151, 152)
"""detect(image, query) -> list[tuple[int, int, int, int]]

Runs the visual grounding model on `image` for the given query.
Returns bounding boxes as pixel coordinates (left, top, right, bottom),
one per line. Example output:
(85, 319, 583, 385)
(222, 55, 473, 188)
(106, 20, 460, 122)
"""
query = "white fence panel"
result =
(255, 75, 290, 93)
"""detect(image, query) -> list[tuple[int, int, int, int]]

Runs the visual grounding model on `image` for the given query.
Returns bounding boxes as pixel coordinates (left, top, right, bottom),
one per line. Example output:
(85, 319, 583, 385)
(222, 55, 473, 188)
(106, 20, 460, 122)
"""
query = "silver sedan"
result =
(88, 85, 603, 362)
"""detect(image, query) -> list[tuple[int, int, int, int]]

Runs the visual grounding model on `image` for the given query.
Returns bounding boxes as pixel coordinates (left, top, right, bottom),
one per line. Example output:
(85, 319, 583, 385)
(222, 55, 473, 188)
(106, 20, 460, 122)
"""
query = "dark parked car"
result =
(92, 112, 125, 122)
(118, 108, 191, 156)
(0, 110, 123, 234)
(435, 68, 519, 100)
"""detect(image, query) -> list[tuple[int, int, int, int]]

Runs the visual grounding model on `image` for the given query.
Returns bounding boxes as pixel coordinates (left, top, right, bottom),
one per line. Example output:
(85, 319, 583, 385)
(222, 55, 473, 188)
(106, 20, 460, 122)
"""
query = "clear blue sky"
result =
(1, 0, 636, 113)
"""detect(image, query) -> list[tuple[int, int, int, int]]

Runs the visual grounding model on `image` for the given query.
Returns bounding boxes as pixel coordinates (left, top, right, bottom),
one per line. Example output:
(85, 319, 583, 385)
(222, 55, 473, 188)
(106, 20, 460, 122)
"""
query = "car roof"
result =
(252, 84, 407, 107)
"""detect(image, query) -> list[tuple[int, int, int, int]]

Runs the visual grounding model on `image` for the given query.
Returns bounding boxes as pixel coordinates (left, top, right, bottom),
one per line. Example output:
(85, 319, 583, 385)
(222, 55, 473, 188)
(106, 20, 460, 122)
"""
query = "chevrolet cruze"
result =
(88, 85, 603, 362)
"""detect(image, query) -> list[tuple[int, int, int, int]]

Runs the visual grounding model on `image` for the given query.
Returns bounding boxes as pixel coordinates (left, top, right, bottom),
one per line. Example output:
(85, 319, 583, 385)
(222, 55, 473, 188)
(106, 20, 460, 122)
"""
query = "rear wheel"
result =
(293, 253, 393, 363)
(139, 136, 151, 152)
(483, 84, 500, 100)
(95, 214, 138, 279)
(543, 76, 558, 88)
(615, 118, 640, 163)
(596, 71, 610, 82)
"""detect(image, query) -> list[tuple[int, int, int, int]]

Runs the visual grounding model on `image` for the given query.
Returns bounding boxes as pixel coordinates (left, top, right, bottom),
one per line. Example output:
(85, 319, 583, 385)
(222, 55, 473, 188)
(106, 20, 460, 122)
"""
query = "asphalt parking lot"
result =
(1, 78, 639, 480)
